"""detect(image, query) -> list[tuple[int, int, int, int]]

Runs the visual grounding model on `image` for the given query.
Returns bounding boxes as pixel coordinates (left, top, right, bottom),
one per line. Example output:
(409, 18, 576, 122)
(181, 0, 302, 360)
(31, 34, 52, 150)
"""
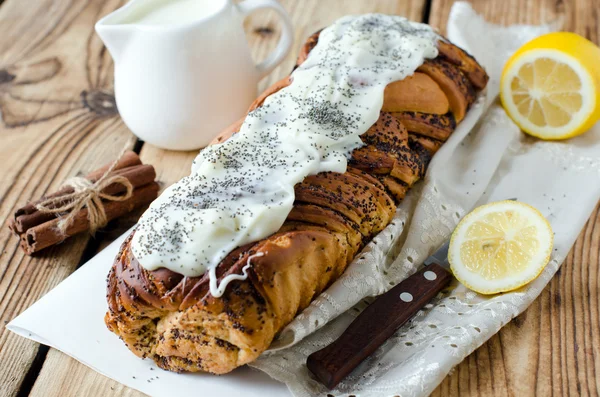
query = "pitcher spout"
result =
(95, 0, 144, 61)
(96, 25, 130, 62)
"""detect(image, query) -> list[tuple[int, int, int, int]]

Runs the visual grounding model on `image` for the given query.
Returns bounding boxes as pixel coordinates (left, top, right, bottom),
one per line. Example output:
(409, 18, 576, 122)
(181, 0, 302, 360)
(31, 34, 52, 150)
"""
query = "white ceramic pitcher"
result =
(96, 0, 293, 150)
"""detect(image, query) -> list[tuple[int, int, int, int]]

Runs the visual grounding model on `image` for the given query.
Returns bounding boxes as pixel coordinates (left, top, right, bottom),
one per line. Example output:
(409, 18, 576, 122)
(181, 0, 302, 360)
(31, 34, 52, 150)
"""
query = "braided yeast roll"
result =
(105, 29, 488, 374)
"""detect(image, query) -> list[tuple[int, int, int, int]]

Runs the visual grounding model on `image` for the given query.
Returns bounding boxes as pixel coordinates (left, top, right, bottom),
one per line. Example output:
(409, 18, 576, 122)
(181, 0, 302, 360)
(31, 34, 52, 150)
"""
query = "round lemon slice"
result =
(500, 32, 600, 140)
(448, 201, 553, 295)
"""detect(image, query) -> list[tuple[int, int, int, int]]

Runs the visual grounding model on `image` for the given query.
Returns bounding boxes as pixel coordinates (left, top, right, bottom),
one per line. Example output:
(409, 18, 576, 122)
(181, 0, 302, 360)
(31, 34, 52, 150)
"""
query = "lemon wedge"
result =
(448, 201, 553, 295)
(500, 32, 600, 140)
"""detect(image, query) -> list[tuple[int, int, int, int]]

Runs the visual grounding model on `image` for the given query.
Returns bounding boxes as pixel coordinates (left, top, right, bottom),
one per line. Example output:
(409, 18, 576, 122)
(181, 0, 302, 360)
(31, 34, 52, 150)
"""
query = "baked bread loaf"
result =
(105, 26, 488, 374)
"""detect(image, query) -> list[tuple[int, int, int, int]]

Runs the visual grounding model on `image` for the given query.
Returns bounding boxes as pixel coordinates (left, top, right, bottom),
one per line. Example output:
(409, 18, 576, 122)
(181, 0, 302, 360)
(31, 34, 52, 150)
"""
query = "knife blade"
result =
(423, 239, 450, 268)
(306, 199, 517, 389)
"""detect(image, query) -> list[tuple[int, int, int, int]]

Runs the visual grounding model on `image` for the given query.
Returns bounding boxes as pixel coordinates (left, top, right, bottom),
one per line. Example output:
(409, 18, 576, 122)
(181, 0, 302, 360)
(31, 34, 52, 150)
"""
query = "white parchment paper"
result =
(8, 3, 600, 397)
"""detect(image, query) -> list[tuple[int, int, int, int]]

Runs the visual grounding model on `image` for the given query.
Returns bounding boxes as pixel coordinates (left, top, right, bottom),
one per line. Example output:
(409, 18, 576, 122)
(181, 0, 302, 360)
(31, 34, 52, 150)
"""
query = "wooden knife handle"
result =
(306, 263, 452, 389)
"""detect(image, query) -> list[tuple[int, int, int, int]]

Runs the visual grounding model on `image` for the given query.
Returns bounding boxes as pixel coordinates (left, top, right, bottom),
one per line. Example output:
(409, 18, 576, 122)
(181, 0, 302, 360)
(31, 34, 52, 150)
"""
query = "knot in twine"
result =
(36, 152, 134, 235)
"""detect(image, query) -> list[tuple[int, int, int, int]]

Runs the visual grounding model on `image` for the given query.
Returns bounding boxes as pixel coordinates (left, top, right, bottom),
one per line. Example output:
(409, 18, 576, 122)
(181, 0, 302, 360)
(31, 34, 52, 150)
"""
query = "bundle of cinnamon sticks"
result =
(9, 151, 159, 255)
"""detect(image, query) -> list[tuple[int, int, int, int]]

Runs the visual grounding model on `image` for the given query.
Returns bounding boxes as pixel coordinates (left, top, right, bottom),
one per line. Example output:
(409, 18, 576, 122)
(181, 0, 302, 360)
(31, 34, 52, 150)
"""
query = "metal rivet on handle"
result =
(424, 271, 437, 281)
(399, 292, 413, 302)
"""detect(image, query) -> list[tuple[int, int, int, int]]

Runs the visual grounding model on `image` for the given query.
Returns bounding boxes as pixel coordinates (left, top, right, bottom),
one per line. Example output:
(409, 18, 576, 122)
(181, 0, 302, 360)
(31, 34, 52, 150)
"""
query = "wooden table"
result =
(0, 0, 598, 396)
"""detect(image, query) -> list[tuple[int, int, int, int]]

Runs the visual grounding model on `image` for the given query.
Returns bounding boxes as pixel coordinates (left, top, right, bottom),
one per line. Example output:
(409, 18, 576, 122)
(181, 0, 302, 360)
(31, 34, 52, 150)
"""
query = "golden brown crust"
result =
(106, 227, 357, 373)
(348, 112, 429, 186)
(211, 116, 245, 145)
(409, 133, 443, 154)
(295, 30, 322, 66)
(417, 58, 476, 122)
(437, 39, 489, 90)
(382, 73, 450, 114)
(377, 175, 408, 202)
(392, 111, 456, 141)
(248, 75, 292, 112)
(211, 76, 292, 146)
(105, 27, 488, 375)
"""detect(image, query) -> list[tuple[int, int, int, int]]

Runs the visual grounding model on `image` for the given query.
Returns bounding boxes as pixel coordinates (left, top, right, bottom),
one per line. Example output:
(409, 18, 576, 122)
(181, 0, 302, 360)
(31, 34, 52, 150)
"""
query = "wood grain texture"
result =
(0, 0, 136, 396)
(429, 1, 600, 396)
(241, 0, 426, 93)
(430, 203, 600, 397)
(1, 0, 599, 397)
(24, 1, 428, 396)
(27, 144, 200, 397)
(30, 349, 142, 397)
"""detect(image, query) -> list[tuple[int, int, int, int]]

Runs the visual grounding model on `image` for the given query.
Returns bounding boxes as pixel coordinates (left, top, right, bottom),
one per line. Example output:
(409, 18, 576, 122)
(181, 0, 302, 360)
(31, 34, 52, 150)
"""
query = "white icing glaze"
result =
(131, 14, 439, 296)
(212, 252, 265, 298)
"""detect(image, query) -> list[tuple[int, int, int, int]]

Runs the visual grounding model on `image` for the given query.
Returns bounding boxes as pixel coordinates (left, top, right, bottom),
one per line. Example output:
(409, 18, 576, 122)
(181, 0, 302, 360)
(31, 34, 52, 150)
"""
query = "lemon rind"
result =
(448, 201, 554, 295)
(500, 49, 596, 140)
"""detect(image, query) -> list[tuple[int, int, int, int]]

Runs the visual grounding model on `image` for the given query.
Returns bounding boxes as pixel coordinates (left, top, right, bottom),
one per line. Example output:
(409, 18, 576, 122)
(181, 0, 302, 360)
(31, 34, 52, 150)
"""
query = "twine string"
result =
(35, 150, 134, 235)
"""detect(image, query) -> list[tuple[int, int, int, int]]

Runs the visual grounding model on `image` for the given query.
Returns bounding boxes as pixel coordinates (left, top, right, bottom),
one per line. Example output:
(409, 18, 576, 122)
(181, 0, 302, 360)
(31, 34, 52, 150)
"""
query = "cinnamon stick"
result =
(11, 164, 156, 234)
(21, 182, 160, 255)
(11, 151, 142, 218)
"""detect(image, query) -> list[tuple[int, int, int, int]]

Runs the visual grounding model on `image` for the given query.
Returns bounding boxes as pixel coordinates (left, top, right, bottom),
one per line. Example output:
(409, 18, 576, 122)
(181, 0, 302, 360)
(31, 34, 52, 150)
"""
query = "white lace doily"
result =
(249, 3, 600, 396)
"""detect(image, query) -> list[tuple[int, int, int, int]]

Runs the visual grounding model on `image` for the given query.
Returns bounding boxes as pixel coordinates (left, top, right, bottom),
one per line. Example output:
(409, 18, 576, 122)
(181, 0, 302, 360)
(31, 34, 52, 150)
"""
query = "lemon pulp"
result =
(500, 32, 600, 140)
(449, 201, 553, 294)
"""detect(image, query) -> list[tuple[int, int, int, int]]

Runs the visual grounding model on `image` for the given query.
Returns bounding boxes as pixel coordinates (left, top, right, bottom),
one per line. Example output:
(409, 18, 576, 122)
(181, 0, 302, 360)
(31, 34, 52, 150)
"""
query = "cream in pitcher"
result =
(96, 0, 293, 150)
(122, 0, 225, 25)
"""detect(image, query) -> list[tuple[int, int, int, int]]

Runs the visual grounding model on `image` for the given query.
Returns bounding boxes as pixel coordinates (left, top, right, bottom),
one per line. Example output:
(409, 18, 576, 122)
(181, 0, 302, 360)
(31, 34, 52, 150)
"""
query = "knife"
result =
(306, 242, 453, 389)
(307, 199, 517, 389)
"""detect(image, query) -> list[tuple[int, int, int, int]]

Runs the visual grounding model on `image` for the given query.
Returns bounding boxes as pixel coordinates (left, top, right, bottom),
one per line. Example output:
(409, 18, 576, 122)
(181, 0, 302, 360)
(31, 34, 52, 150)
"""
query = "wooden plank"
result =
(27, 0, 427, 396)
(0, 0, 137, 396)
(30, 349, 143, 397)
(428, 1, 600, 396)
(242, 0, 426, 93)
(429, 0, 599, 42)
(430, 206, 600, 397)
(21, 0, 600, 396)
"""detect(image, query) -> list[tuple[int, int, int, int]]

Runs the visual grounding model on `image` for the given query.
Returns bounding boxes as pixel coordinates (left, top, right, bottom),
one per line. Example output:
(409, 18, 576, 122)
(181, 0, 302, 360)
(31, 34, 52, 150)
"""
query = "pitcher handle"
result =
(238, 0, 293, 79)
